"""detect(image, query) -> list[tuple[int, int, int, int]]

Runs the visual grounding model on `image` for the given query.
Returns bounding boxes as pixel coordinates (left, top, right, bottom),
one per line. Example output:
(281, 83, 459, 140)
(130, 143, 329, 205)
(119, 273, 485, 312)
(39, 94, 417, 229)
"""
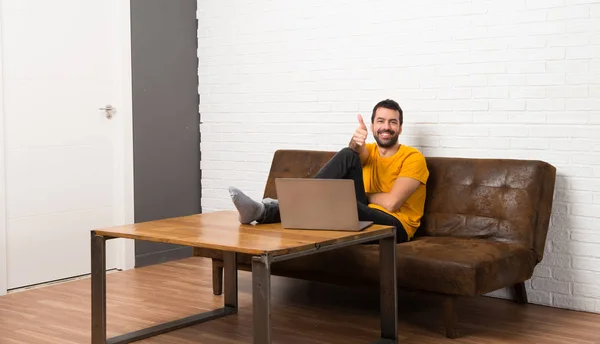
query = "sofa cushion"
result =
(264, 236, 538, 297)
(394, 237, 538, 296)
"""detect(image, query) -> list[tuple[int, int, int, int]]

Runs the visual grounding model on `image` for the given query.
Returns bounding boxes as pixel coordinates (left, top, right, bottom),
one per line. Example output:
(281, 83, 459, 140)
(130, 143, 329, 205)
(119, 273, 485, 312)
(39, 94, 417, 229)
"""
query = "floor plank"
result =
(1, 257, 599, 343)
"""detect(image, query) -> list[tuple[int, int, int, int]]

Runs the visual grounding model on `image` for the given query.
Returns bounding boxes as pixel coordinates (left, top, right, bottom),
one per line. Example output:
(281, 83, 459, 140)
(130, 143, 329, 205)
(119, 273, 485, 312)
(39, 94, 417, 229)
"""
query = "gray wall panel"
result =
(130, 0, 200, 267)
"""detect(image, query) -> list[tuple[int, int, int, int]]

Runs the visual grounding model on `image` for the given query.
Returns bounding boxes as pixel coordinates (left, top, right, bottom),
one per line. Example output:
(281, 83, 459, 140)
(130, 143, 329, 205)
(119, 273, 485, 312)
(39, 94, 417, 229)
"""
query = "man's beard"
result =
(374, 130, 399, 148)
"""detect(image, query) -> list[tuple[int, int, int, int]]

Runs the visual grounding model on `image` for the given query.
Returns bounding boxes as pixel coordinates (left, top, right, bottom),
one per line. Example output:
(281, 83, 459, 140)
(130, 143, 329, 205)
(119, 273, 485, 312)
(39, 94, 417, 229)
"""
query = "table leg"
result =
(378, 233, 398, 343)
(252, 254, 272, 344)
(91, 231, 107, 344)
(223, 251, 238, 310)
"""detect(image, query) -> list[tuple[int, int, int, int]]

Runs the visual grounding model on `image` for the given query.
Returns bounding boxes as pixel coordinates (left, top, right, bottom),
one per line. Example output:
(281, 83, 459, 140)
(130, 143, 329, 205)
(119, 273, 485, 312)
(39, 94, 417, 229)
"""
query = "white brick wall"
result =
(198, 0, 600, 314)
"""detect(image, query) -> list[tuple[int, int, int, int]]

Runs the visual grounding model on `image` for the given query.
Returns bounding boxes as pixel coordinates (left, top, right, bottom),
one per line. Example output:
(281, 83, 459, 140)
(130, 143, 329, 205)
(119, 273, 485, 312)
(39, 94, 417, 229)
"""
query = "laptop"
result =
(274, 178, 373, 231)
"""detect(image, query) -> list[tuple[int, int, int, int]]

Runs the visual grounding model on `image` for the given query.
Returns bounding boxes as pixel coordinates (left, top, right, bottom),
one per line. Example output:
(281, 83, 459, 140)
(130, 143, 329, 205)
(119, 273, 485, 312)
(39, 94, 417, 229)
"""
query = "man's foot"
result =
(228, 187, 265, 224)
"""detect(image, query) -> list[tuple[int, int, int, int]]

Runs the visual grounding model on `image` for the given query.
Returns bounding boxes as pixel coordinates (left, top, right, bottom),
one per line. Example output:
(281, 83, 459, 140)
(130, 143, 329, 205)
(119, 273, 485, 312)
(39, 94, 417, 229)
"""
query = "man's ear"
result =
(370, 122, 374, 133)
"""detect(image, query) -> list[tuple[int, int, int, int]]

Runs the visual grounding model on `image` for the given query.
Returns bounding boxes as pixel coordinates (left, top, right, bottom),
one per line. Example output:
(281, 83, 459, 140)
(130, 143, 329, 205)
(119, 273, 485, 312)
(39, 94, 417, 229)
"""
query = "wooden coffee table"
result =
(91, 210, 398, 344)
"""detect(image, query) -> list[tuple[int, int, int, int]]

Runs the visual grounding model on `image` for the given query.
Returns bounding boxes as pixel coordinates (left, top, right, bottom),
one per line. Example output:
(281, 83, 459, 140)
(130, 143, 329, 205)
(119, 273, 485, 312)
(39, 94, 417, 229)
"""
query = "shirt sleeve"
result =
(398, 150, 429, 184)
(364, 143, 376, 165)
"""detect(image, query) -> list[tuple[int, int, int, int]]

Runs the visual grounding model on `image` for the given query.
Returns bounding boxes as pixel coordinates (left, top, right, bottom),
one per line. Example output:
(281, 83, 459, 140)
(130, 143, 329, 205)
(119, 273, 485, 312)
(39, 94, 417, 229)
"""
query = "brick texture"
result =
(197, 0, 600, 313)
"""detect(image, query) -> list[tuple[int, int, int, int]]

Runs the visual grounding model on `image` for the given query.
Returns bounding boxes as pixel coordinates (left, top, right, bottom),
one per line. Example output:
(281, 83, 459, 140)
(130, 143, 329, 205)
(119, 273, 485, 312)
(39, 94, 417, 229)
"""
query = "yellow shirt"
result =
(362, 143, 429, 240)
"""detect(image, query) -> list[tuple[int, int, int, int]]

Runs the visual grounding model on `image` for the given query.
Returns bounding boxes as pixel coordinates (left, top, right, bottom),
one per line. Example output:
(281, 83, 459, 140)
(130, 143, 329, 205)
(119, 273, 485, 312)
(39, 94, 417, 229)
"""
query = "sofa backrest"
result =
(263, 149, 336, 199)
(263, 149, 557, 262)
(420, 157, 556, 262)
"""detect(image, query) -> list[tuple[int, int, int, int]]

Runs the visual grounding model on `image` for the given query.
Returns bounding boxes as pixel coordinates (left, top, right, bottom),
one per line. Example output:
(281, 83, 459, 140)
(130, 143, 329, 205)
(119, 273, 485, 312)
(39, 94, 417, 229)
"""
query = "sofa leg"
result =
(444, 295, 458, 339)
(513, 281, 528, 304)
(212, 260, 223, 296)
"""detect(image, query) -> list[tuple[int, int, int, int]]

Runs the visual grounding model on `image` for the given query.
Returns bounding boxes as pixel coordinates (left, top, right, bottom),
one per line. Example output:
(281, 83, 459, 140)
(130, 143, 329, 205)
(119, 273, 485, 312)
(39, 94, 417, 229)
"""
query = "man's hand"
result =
(367, 177, 421, 213)
(351, 114, 368, 148)
(349, 114, 370, 163)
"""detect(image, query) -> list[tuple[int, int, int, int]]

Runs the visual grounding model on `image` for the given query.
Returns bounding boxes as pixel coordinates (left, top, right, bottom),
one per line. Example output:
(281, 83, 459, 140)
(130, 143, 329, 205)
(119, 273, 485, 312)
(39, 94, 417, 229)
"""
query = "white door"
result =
(0, 0, 134, 291)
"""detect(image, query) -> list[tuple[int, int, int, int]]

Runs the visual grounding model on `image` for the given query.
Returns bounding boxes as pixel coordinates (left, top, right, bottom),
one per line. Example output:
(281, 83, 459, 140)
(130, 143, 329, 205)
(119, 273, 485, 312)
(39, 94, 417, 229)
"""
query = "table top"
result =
(93, 210, 395, 256)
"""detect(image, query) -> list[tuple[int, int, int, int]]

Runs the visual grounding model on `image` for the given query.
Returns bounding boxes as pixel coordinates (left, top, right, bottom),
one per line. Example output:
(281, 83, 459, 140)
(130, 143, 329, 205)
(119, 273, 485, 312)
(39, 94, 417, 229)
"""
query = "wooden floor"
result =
(1, 257, 599, 344)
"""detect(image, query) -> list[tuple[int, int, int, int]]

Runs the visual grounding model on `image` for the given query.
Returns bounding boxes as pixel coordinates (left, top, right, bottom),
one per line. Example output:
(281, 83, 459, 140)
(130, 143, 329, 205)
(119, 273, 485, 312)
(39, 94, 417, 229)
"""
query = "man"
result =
(228, 99, 429, 242)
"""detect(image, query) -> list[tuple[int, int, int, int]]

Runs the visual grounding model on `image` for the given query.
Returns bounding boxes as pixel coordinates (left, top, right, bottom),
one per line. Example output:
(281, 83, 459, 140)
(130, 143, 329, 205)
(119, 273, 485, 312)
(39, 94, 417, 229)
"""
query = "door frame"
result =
(0, 0, 135, 295)
(0, 0, 7, 296)
(115, 0, 136, 274)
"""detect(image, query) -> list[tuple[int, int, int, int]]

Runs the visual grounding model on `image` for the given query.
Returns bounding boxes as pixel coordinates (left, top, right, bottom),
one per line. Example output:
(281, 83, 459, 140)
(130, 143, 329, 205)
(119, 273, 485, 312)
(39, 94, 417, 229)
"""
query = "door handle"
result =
(99, 105, 115, 119)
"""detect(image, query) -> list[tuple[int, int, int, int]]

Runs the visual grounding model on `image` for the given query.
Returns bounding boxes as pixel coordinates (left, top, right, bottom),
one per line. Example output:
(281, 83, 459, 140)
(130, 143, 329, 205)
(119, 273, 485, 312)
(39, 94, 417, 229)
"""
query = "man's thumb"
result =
(357, 114, 367, 129)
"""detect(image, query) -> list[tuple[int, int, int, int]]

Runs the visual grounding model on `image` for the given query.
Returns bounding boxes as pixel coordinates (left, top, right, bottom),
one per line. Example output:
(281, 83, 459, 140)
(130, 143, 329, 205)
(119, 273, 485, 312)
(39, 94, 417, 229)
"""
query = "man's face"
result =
(371, 107, 402, 148)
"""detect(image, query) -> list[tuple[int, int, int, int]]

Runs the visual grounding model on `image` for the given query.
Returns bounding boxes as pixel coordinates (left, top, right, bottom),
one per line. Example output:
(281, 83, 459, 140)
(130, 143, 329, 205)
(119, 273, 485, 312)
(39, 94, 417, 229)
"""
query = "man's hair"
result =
(371, 99, 403, 125)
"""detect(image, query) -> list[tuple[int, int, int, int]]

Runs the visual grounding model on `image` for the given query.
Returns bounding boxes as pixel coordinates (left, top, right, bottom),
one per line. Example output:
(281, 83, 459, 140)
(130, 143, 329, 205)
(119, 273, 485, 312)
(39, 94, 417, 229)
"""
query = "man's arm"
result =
(349, 139, 370, 164)
(367, 177, 421, 213)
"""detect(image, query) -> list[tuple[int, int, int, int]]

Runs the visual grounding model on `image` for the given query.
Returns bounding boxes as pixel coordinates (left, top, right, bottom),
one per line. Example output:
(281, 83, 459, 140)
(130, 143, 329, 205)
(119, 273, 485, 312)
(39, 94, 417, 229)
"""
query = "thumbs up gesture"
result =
(351, 114, 368, 150)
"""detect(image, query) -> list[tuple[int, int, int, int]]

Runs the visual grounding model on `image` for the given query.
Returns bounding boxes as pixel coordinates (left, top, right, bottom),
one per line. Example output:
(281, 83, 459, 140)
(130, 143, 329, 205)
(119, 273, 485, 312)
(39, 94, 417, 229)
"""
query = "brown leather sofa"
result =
(194, 149, 557, 338)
